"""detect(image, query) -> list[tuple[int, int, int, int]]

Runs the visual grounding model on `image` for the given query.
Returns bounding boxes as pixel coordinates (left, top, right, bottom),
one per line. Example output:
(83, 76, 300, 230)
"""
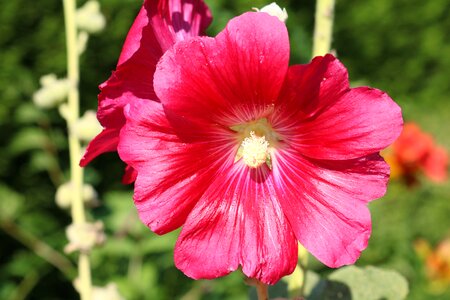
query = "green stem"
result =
(298, 244, 309, 297)
(0, 220, 75, 278)
(62, 0, 92, 299)
(255, 280, 269, 300)
(38, 119, 65, 187)
(312, 0, 336, 57)
(10, 267, 51, 300)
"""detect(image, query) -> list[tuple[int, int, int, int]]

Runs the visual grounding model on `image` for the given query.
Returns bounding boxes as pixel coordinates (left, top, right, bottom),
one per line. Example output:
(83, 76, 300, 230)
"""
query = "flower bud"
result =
(55, 182, 99, 209)
(73, 280, 124, 300)
(78, 31, 89, 55)
(72, 110, 102, 142)
(76, 0, 106, 34)
(64, 221, 106, 253)
(92, 283, 125, 300)
(254, 2, 288, 23)
(33, 74, 70, 109)
(58, 103, 70, 120)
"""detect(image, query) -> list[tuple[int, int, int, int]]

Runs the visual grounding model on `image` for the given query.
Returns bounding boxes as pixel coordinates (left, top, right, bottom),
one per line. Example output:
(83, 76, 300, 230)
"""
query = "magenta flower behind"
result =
(83, 0, 403, 286)
(80, 0, 212, 183)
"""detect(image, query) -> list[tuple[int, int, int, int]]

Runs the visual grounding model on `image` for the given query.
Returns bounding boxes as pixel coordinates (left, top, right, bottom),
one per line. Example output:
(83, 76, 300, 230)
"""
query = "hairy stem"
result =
(256, 280, 269, 300)
(312, 0, 336, 57)
(62, 0, 92, 299)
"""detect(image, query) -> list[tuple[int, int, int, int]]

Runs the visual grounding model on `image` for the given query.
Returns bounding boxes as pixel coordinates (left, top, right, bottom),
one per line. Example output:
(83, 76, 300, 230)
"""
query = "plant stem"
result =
(312, 0, 336, 57)
(0, 220, 75, 278)
(298, 244, 309, 297)
(38, 119, 65, 187)
(10, 267, 50, 300)
(255, 280, 269, 300)
(62, 0, 92, 299)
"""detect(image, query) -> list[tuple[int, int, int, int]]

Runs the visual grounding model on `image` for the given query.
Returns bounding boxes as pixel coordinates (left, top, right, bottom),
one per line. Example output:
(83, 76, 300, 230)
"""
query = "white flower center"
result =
(241, 131, 270, 168)
(231, 118, 279, 169)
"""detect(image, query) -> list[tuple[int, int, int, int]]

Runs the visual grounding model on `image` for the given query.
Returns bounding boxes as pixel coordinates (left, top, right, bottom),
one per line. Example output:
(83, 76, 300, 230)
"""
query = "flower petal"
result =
(274, 54, 349, 124)
(174, 164, 297, 285)
(83, 0, 212, 165)
(272, 150, 389, 267)
(273, 55, 403, 160)
(118, 99, 234, 234)
(80, 127, 119, 167)
(122, 165, 138, 185)
(154, 12, 290, 126)
(118, 0, 212, 66)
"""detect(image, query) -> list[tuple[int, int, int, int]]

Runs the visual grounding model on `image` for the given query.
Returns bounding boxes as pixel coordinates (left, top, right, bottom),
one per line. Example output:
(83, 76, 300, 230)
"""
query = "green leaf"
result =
(5, 250, 46, 277)
(29, 151, 58, 173)
(302, 266, 408, 300)
(304, 270, 351, 300)
(0, 184, 24, 221)
(140, 231, 178, 254)
(328, 266, 409, 300)
(14, 103, 47, 124)
(8, 127, 49, 154)
(98, 191, 135, 233)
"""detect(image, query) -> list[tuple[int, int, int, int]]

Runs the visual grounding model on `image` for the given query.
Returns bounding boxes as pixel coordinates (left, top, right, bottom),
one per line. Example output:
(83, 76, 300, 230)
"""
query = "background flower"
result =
(80, 0, 212, 183)
(383, 122, 448, 185)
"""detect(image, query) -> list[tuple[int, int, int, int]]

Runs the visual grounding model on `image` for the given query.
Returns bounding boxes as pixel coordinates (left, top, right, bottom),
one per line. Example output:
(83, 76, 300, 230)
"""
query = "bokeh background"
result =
(0, 0, 449, 299)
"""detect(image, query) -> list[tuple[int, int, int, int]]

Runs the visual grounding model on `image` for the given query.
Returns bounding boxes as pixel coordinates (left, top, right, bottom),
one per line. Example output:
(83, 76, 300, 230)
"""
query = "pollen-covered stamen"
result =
(241, 131, 270, 168)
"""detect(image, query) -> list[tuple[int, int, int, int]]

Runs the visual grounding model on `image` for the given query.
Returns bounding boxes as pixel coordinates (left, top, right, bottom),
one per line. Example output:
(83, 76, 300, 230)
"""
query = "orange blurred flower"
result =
(427, 239, 450, 283)
(383, 122, 448, 185)
(415, 238, 450, 293)
(423, 146, 449, 182)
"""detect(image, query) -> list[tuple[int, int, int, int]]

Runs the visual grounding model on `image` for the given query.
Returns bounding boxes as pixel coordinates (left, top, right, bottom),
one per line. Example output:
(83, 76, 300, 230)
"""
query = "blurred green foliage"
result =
(0, 0, 449, 299)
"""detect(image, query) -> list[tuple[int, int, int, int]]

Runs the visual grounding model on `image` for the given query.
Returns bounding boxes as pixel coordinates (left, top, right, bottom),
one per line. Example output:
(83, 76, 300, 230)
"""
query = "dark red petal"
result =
(122, 165, 138, 185)
(272, 150, 389, 267)
(84, 0, 212, 166)
(174, 164, 297, 285)
(118, 0, 212, 66)
(154, 12, 290, 127)
(80, 128, 119, 167)
(100, 0, 214, 124)
(117, 99, 235, 234)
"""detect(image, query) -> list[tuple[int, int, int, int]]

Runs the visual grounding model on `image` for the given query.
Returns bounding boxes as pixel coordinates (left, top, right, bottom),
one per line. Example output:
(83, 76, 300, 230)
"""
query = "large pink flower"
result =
(80, 0, 212, 183)
(118, 12, 403, 284)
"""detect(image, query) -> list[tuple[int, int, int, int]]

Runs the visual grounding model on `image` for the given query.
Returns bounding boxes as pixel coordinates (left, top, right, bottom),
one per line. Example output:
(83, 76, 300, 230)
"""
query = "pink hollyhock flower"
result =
(118, 12, 403, 284)
(80, 0, 212, 183)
